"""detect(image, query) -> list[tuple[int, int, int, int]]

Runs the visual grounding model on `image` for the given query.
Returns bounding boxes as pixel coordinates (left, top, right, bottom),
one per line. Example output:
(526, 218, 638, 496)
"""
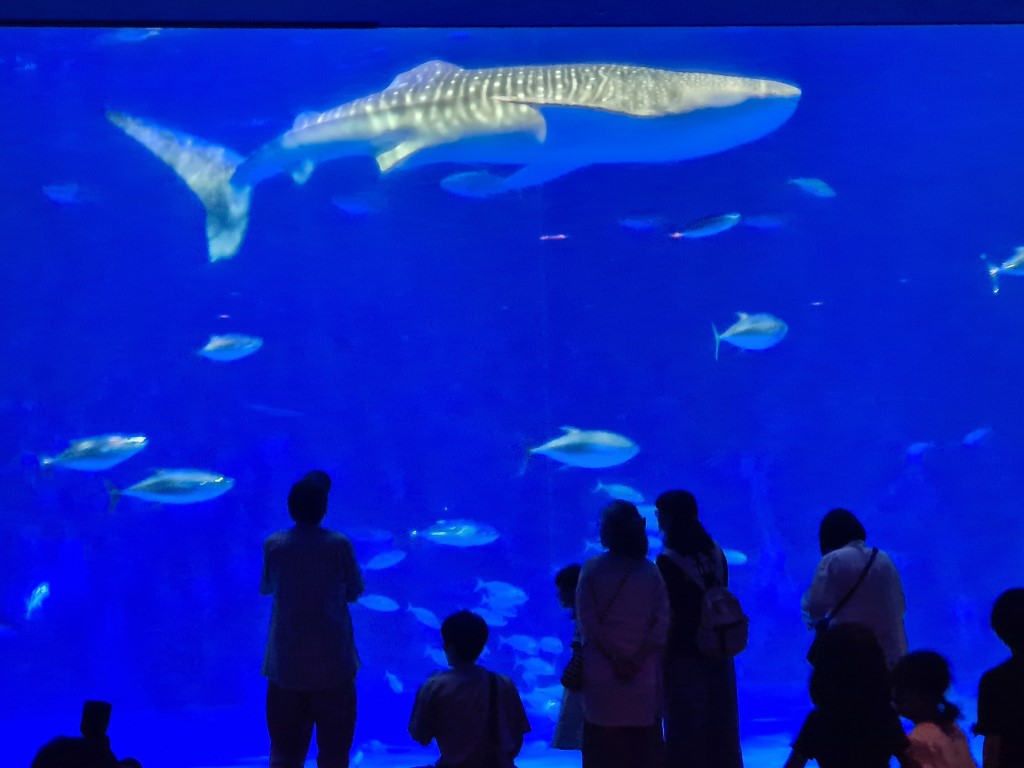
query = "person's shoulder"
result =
(263, 529, 291, 546)
(983, 655, 1024, 683)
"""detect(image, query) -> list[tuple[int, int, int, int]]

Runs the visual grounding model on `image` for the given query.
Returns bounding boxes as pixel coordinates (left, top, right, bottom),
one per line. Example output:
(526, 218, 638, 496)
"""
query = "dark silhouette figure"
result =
(654, 489, 743, 768)
(408, 610, 531, 768)
(31, 700, 142, 768)
(261, 473, 364, 768)
(976, 587, 1024, 768)
(552, 563, 584, 751)
(785, 623, 911, 768)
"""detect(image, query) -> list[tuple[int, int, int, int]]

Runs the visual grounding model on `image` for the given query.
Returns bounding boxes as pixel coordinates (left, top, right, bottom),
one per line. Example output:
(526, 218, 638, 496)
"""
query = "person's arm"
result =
(632, 567, 671, 665)
(800, 554, 837, 625)
(505, 678, 531, 757)
(259, 539, 274, 596)
(982, 735, 1002, 768)
(408, 682, 434, 747)
(340, 537, 364, 603)
(782, 750, 808, 768)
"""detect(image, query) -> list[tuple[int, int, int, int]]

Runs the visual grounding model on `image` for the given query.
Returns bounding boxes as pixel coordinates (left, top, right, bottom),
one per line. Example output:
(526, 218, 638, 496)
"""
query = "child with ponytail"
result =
(892, 651, 977, 768)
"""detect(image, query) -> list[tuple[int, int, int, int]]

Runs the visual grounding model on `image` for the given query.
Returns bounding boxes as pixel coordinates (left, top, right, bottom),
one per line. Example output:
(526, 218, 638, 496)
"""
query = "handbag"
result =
(560, 640, 585, 691)
(806, 546, 879, 665)
(560, 565, 636, 691)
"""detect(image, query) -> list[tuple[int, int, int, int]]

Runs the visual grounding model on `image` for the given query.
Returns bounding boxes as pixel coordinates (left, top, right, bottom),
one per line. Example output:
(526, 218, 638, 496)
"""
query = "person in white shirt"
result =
(577, 500, 670, 768)
(801, 508, 908, 668)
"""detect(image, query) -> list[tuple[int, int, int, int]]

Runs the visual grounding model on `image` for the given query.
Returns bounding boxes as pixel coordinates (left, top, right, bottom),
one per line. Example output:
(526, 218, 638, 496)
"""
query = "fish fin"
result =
(106, 111, 252, 262)
(592, 481, 603, 493)
(559, 426, 581, 432)
(981, 254, 1000, 295)
(290, 160, 316, 185)
(376, 140, 429, 173)
(387, 60, 462, 89)
(713, 324, 721, 361)
(103, 479, 121, 514)
(736, 312, 748, 319)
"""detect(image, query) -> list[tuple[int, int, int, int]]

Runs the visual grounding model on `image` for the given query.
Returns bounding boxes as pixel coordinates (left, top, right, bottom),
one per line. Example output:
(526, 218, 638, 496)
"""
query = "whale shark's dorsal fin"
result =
(560, 426, 582, 433)
(387, 60, 461, 89)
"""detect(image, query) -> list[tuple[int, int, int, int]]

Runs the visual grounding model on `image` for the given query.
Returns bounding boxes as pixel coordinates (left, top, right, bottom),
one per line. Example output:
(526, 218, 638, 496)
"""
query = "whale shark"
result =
(108, 60, 801, 261)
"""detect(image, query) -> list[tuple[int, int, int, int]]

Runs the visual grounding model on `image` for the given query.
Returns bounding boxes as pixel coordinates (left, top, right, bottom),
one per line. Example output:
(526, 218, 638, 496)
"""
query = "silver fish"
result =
(713, 312, 788, 360)
(199, 333, 263, 362)
(41, 434, 148, 471)
(529, 426, 639, 469)
(118, 469, 235, 505)
(412, 519, 499, 547)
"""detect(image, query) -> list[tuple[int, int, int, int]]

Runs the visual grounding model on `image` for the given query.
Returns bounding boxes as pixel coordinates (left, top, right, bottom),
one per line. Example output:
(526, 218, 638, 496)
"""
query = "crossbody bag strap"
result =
(487, 671, 498, 748)
(827, 546, 879, 622)
(598, 565, 635, 625)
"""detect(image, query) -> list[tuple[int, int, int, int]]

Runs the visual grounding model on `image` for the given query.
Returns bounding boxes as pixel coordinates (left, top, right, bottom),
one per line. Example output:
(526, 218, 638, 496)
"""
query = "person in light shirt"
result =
(577, 500, 670, 768)
(802, 508, 908, 668)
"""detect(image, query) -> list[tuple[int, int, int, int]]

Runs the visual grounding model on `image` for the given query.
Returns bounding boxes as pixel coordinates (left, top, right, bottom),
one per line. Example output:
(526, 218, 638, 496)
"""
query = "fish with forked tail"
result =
(108, 61, 800, 261)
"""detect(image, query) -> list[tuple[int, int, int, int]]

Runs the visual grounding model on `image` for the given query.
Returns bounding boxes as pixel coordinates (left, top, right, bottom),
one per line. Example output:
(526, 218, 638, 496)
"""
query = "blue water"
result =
(2, 24, 1021, 766)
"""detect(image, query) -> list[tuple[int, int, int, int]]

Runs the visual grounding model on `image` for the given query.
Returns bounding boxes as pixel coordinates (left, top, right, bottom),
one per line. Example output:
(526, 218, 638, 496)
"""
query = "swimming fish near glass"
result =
(788, 177, 836, 198)
(529, 427, 639, 470)
(357, 594, 400, 612)
(981, 247, 1024, 295)
(712, 312, 788, 360)
(411, 519, 499, 547)
(672, 212, 741, 239)
(112, 469, 235, 506)
(24, 582, 50, 620)
(41, 434, 148, 471)
(592, 480, 645, 504)
(362, 550, 407, 570)
(407, 604, 441, 629)
(476, 579, 529, 607)
(199, 333, 264, 362)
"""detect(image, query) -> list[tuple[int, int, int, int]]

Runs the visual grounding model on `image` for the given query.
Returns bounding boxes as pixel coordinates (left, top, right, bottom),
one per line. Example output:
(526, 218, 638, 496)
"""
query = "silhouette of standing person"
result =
(261, 472, 365, 768)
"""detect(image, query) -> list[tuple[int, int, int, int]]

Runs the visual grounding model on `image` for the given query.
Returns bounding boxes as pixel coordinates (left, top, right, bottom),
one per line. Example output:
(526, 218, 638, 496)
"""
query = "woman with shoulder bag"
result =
(576, 501, 670, 768)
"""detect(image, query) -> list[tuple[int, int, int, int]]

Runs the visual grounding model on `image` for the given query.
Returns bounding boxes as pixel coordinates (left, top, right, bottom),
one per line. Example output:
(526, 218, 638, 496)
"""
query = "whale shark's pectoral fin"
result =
(376, 139, 431, 173)
(106, 111, 252, 262)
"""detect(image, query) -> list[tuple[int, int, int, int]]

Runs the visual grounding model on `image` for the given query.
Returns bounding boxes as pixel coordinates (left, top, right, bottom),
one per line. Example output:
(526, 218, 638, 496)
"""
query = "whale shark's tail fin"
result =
(106, 112, 252, 262)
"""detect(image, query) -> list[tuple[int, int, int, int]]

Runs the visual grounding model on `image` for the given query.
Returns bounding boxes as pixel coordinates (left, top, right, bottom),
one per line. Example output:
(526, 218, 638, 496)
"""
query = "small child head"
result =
(441, 610, 489, 665)
(892, 651, 961, 726)
(991, 588, 1024, 654)
(555, 564, 582, 610)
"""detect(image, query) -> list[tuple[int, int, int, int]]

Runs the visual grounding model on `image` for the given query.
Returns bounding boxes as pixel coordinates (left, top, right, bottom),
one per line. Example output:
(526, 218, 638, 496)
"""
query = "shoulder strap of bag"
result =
(597, 564, 635, 625)
(487, 671, 498, 747)
(826, 547, 879, 622)
(662, 546, 724, 589)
